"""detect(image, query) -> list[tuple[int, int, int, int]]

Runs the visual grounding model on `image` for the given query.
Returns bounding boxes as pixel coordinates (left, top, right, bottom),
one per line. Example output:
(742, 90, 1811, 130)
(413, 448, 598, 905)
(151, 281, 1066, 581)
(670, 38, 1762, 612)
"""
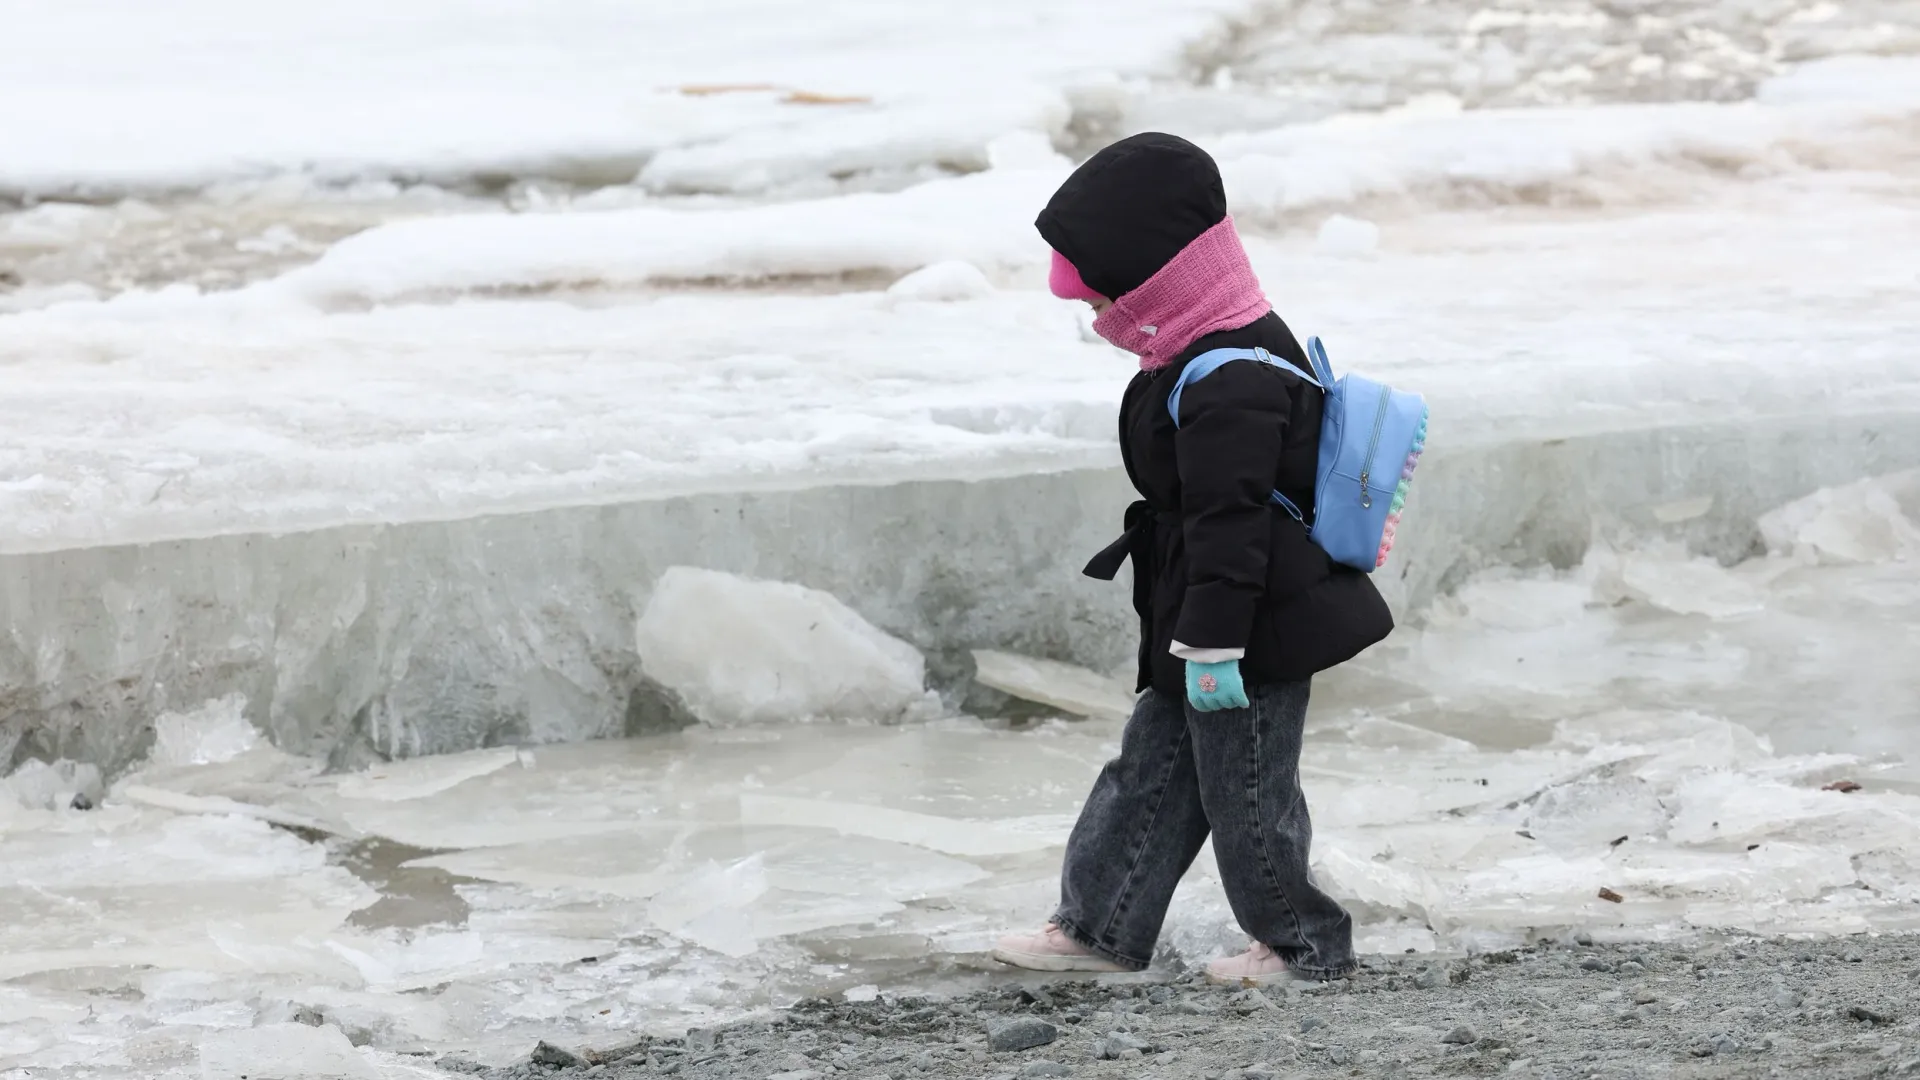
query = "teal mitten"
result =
(1185, 659, 1250, 712)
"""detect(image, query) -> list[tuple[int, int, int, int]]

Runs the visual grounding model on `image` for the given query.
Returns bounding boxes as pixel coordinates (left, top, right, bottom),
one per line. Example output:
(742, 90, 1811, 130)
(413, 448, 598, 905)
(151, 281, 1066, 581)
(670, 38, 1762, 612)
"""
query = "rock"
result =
(1633, 989, 1659, 1006)
(1235, 1066, 1277, 1080)
(1299, 1016, 1326, 1033)
(1092, 1032, 1151, 1060)
(1232, 988, 1278, 1012)
(531, 1042, 587, 1069)
(910, 1050, 940, 1071)
(1328, 1046, 1351, 1065)
(1414, 968, 1447, 990)
(987, 1018, 1058, 1053)
(1574, 932, 1595, 947)
(1634, 1038, 1655, 1050)
(1844, 950, 1865, 963)
(1117, 1048, 1144, 1060)
(69, 792, 94, 811)
(1580, 958, 1614, 972)
(1774, 988, 1805, 1009)
(1441, 1025, 1479, 1045)
(767, 1071, 821, 1080)
(687, 1028, 722, 1051)
(1597, 887, 1624, 903)
(1020, 1062, 1070, 1079)
(1848, 1005, 1893, 1025)
(1617, 960, 1646, 975)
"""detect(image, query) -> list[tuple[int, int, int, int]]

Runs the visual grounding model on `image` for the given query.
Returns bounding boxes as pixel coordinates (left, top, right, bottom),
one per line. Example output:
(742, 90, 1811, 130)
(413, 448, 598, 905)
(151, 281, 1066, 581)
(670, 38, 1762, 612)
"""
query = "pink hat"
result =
(1048, 249, 1106, 303)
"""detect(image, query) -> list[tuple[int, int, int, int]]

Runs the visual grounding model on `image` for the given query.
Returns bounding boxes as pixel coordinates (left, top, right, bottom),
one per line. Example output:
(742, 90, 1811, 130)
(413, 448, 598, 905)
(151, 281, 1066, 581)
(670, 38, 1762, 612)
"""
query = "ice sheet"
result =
(2, 175, 1916, 553)
(6, 544, 1916, 1072)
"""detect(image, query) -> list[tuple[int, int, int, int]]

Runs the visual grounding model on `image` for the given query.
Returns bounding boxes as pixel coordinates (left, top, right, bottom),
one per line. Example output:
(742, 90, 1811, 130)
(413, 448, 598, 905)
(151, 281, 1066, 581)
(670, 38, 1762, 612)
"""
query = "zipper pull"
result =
(1360, 471, 1372, 508)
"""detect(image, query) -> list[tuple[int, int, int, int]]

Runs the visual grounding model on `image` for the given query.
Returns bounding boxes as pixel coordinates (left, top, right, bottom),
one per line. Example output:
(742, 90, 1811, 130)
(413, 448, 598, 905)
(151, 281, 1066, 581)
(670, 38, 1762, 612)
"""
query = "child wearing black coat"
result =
(993, 133, 1394, 984)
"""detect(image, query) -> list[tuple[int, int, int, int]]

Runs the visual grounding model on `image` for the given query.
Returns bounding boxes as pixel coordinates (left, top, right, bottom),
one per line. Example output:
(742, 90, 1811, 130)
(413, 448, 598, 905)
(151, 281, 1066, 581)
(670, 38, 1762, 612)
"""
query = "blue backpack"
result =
(1168, 336, 1428, 572)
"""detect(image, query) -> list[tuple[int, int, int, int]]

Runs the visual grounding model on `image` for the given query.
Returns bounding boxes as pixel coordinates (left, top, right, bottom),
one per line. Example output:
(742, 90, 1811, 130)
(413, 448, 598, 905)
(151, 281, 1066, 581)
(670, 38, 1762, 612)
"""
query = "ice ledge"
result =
(4, 407, 1918, 773)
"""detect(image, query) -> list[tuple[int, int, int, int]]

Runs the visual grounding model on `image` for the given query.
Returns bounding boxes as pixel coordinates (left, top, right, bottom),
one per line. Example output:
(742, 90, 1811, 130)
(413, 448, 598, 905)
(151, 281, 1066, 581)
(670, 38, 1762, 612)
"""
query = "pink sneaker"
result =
(1205, 942, 1296, 987)
(991, 923, 1127, 973)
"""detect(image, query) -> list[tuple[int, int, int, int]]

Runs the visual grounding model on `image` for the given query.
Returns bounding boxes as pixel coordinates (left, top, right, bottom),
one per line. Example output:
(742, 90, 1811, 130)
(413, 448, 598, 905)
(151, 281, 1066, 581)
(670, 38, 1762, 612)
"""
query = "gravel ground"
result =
(447, 935, 1920, 1080)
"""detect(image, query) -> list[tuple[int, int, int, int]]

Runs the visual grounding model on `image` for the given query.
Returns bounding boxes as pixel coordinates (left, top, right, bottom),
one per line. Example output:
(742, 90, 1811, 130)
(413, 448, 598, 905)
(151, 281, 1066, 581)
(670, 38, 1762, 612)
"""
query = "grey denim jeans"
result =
(1052, 679, 1356, 979)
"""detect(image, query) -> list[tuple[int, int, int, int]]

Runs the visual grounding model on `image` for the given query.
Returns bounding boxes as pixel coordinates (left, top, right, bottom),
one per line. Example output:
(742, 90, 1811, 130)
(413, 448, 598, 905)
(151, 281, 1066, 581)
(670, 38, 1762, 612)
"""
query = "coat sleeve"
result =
(1170, 360, 1293, 652)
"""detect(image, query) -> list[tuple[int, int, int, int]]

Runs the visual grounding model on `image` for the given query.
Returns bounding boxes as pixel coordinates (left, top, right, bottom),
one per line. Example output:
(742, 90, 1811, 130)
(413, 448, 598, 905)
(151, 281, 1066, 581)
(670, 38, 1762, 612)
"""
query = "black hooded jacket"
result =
(1037, 133, 1394, 694)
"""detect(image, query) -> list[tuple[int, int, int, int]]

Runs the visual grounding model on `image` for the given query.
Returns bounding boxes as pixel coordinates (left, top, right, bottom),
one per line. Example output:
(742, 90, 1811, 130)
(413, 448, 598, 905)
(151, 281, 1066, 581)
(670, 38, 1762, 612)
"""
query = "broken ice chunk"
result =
(648, 856, 769, 957)
(970, 649, 1135, 722)
(333, 747, 522, 802)
(1615, 549, 1764, 619)
(1524, 775, 1670, 848)
(150, 693, 259, 767)
(1, 759, 104, 811)
(1313, 842, 1440, 922)
(198, 1023, 378, 1079)
(1758, 477, 1919, 564)
(739, 793, 1064, 857)
(636, 567, 933, 726)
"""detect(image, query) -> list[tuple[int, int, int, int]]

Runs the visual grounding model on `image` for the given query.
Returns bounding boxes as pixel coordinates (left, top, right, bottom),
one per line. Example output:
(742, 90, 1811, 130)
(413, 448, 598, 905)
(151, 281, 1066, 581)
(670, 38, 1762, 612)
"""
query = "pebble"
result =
(1632, 989, 1659, 1006)
(1579, 957, 1614, 973)
(687, 1028, 722, 1051)
(767, 1072, 820, 1080)
(987, 1018, 1058, 1053)
(1092, 1032, 1151, 1060)
(1233, 988, 1278, 1012)
(1414, 968, 1446, 990)
(1634, 1038, 1655, 1050)
(1574, 932, 1595, 947)
(1441, 1025, 1479, 1045)
(910, 1050, 940, 1071)
(1849, 1005, 1893, 1026)
(1299, 1016, 1326, 1034)
(1019, 1061, 1070, 1078)
(1775, 989, 1805, 1009)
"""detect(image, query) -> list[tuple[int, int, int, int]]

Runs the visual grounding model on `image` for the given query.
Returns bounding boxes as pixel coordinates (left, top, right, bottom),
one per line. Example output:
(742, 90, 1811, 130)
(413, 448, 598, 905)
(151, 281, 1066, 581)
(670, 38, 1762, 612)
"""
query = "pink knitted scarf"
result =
(1091, 216, 1271, 371)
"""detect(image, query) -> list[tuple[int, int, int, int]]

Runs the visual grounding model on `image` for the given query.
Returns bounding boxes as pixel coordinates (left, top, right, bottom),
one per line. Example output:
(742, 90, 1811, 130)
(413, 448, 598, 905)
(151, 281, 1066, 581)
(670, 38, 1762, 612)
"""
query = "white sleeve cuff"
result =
(1170, 640, 1245, 664)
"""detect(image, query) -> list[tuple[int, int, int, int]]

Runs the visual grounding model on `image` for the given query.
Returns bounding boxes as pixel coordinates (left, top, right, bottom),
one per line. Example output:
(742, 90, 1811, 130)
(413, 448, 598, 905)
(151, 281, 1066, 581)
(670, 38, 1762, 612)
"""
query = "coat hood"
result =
(1033, 132, 1227, 301)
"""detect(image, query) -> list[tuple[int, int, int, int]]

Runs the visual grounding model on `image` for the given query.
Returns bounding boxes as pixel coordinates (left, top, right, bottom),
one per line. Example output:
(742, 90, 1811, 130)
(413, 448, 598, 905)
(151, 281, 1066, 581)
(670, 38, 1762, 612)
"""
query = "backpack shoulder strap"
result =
(1304, 336, 1336, 388)
(1167, 346, 1321, 428)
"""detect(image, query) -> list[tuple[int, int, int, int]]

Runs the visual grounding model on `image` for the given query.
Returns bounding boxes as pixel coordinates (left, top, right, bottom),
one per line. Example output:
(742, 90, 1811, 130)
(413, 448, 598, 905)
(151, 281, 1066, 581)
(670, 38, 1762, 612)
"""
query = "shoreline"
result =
(450, 934, 1920, 1080)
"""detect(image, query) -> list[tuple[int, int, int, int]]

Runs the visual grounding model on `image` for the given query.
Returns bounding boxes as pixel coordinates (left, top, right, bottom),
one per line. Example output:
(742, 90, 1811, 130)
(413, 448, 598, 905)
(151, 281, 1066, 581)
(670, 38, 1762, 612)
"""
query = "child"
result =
(992, 133, 1394, 985)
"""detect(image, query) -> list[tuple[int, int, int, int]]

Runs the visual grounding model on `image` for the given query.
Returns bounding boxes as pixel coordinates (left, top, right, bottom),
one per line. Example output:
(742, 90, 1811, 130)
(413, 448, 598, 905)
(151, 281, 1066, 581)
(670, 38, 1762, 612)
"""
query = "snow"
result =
(634, 567, 935, 726)
(274, 162, 1067, 305)
(1212, 57, 1920, 223)
(0, 0, 1244, 199)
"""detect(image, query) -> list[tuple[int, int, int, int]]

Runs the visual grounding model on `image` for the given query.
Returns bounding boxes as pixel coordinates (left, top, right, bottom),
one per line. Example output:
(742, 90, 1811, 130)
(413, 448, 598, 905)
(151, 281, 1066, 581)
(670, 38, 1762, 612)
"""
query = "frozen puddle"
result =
(4, 488, 1920, 1077)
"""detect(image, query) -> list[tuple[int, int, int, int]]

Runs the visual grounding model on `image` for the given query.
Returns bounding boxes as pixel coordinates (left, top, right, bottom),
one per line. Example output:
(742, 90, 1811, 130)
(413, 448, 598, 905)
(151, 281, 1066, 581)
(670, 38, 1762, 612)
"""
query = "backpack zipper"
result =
(1358, 389, 1391, 509)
